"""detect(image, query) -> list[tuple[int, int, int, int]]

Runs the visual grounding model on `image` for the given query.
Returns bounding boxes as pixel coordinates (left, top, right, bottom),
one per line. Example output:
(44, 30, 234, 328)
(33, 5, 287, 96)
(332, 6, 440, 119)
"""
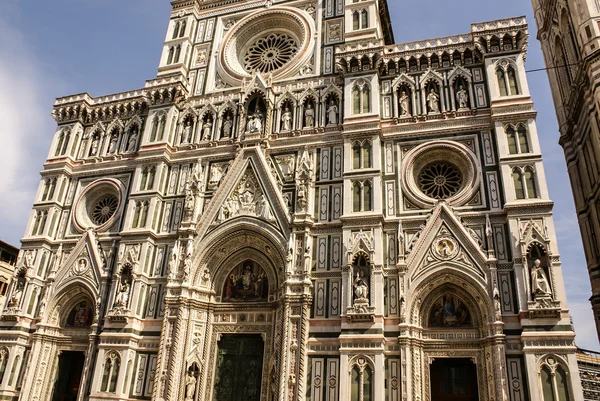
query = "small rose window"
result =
(243, 33, 299, 73)
(91, 195, 119, 225)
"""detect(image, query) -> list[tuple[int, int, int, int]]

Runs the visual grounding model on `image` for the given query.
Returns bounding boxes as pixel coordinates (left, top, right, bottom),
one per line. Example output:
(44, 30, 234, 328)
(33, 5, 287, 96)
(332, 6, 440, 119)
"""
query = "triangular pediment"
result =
(406, 202, 488, 283)
(52, 229, 105, 298)
(196, 147, 291, 239)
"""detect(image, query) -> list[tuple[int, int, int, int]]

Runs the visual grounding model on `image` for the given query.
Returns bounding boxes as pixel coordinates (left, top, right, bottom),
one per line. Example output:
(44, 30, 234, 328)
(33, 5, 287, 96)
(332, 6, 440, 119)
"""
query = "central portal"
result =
(430, 358, 479, 401)
(51, 351, 86, 401)
(213, 334, 265, 401)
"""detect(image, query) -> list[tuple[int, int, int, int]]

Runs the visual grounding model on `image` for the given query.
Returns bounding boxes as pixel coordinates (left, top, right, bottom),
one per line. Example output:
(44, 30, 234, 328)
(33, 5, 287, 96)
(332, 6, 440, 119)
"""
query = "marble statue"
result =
(399, 90, 410, 116)
(222, 115, 233, 138)
(427, 88, 440, 114)
(353, 273, 369, 300)
(281, 107, 292, 131)
(327, 101, 338, 125)
(304, 103, 315, 128)
(456, 85, 469, 110)
(183, 120, 193, 144)
(202, 118, 213, 141)
(531, 259, 551, 296)
(185, 371, 197, 401)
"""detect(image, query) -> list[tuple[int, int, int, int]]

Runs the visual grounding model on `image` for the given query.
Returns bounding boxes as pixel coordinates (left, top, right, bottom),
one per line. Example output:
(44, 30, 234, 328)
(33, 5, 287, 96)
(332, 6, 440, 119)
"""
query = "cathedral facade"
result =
(0, 1, 586, 401)
(532, 0, 600, 342)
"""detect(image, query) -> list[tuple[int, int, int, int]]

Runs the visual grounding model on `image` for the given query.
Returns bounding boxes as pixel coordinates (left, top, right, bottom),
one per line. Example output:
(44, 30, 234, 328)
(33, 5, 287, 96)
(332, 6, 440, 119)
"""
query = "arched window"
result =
(147, 167, 156, 190)
(353, 11, 360, 30)
(158, 115, 167, 141)
(150, 117, 159, 142)
(55, 133, 65, 156)
(172, 22, 180, 40)
(132, 202, 141, 228)
(362, 141, 372, 168)
(350, 360, 373, 401)
(507, 66, 520, 95)
(513, 169, 525, 200)
(540, 361, 571, 401)
(179, 20, 187, 38)
(353, 142, 362, 169)
(361, 10, 369, 29)
(167, 47, 175, 65)
(517, 124, 530, 153)
(353, 182, 362, 212)
(8, 354, 20, 386)
(174, 45, 182, 63)
(363, 181, 372, 211)
(525, 167, 538, 198)
(506, 126, 518, 154)
(140, 168, 148, 191)
(352, 86, 361, 114)
(352, 81, 371, 115)
(497, 69, 508, 97)
(361, 85, 371, 112)
(140, 201, 150, 227)
(101, 351, 120, 393)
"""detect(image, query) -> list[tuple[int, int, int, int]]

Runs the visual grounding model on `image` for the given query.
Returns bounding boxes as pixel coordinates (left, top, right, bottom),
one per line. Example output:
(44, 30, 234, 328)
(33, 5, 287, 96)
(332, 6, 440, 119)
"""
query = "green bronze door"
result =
(213, 334, 265, 401)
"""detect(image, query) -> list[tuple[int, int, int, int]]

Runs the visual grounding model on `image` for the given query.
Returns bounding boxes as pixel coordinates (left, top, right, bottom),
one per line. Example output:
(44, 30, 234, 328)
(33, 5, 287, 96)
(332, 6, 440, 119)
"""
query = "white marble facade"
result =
(0, 1, 585, 401)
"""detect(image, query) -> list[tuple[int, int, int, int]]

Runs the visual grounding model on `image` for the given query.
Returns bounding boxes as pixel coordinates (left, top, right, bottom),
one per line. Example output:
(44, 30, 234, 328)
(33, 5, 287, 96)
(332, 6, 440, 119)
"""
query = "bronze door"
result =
(430, 358, 479, 401)
(213, 334, 265, 401)
(51, 351, 85, 401)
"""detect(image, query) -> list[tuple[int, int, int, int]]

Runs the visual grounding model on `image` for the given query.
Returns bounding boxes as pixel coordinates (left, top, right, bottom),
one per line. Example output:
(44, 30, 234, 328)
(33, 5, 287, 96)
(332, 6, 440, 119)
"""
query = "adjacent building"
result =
(0, 1, 587, 400)
(531, 0, 600, 340)
(0, 241, 17, 309)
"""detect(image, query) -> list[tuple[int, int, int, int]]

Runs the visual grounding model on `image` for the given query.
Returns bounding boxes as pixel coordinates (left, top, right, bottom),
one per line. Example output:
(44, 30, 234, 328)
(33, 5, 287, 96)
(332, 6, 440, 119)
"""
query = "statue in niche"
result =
(304, 103, 315, 128)
(531, 259, 552, 296)
(399, 90, 410, 116)
(456, 84, 469, 110)
(353, 273, 369, 300)
(281, 107, 292, 131)
(185, 371, 197, 401)
(8, 274, 25, 308)
(127, 127, 138, 152)
(222, 261, 268, 301)
(108, 134, 118, 154)
(202, 117, 213, 141)
(427, 88, 440, 114)
(428, 294, 471, 327)
(89, 136, 99, 156)
(222, 114, 233, 138)
(114, 276, 131, 308)
(182, 119, 193, 144)
(327, 100, 338, 125)
(246, 110, 264, 134)
(168, 243, 179, 280)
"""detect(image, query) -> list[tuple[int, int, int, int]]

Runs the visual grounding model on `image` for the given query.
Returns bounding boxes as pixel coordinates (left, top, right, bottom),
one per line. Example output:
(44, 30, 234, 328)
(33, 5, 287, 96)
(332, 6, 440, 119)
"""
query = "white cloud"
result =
(0, 14, 62, 246)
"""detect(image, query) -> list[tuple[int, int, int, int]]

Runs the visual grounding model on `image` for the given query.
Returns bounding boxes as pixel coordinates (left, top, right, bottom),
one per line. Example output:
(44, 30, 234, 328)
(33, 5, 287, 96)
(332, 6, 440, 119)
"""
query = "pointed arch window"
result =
(361, 10, 369, 29)
(513, 166, 539, 200)
(353, 11, 360, 30)
(507, 66, 520, 95)
(150, 116, 159, 142)
(513, 169, 525, 200)
(352, 140, 372, 170)
(167, 47, 175, 65)
(0, 349, 8, 386)
(506, 124, 530, 154)
(101, 351, 121, 393)
(172, 22, 180, 40)
(497, 69, 508, 96)
(350, 360, 373, 401)
(353, 142, 362, 169)
(540, 361, 571, 401)
(352, 180, 373, 212)
(174, 45, 182, 64)
(179, 20, 187, 38)
(352, 81, 371, 115)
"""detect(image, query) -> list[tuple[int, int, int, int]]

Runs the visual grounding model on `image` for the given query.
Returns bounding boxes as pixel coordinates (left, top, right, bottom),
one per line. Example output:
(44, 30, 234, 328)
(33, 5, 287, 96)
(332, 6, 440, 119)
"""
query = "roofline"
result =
(0, 240, 19, 253)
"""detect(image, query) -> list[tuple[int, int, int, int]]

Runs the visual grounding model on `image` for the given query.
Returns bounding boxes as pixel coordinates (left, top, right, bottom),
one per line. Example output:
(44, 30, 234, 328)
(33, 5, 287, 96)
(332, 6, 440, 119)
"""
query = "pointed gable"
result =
(196, 146, 291, 240)
(52, 229, 105, 298)
(406, 202, 489, 284)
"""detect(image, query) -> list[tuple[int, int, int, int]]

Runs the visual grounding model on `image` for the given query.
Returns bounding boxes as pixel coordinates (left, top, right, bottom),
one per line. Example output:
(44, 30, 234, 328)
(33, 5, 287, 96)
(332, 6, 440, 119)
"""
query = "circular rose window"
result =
(418, 162, 463, 199)
(243, 33, 299, 73)
(91, 195, 119, 225)
(402, 141, 480, 208)
(218, 7, 315, 85)
(73, 179, 124, 231)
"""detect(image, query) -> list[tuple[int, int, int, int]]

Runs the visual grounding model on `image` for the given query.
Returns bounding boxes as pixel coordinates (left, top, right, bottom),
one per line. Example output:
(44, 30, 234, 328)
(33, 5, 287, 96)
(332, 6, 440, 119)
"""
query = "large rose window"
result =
(90, 195, 119, 225)
(218, 7, 315, 84)
(243, 33, 299, 73)
(418, 162, 463, 200)
(73, 179, 124, 231)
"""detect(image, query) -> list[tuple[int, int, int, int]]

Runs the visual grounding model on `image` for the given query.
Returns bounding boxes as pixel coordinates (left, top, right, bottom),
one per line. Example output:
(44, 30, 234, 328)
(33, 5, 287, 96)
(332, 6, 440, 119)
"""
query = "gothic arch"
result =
(124, 116, 143, 133)
(45, 283, 96, 327)
(190, 217, 287, 288)
(407, 269, 494, 328)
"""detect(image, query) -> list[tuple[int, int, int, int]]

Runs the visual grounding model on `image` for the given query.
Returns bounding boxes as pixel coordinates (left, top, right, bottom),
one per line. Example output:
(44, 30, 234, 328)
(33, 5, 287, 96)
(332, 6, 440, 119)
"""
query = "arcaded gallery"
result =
(0, 0, 586, 401)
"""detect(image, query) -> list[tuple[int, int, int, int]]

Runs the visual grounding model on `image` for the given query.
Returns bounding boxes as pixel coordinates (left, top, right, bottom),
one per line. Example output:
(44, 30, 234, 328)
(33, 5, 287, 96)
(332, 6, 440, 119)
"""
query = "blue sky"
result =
(0, 0, 597, 350)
